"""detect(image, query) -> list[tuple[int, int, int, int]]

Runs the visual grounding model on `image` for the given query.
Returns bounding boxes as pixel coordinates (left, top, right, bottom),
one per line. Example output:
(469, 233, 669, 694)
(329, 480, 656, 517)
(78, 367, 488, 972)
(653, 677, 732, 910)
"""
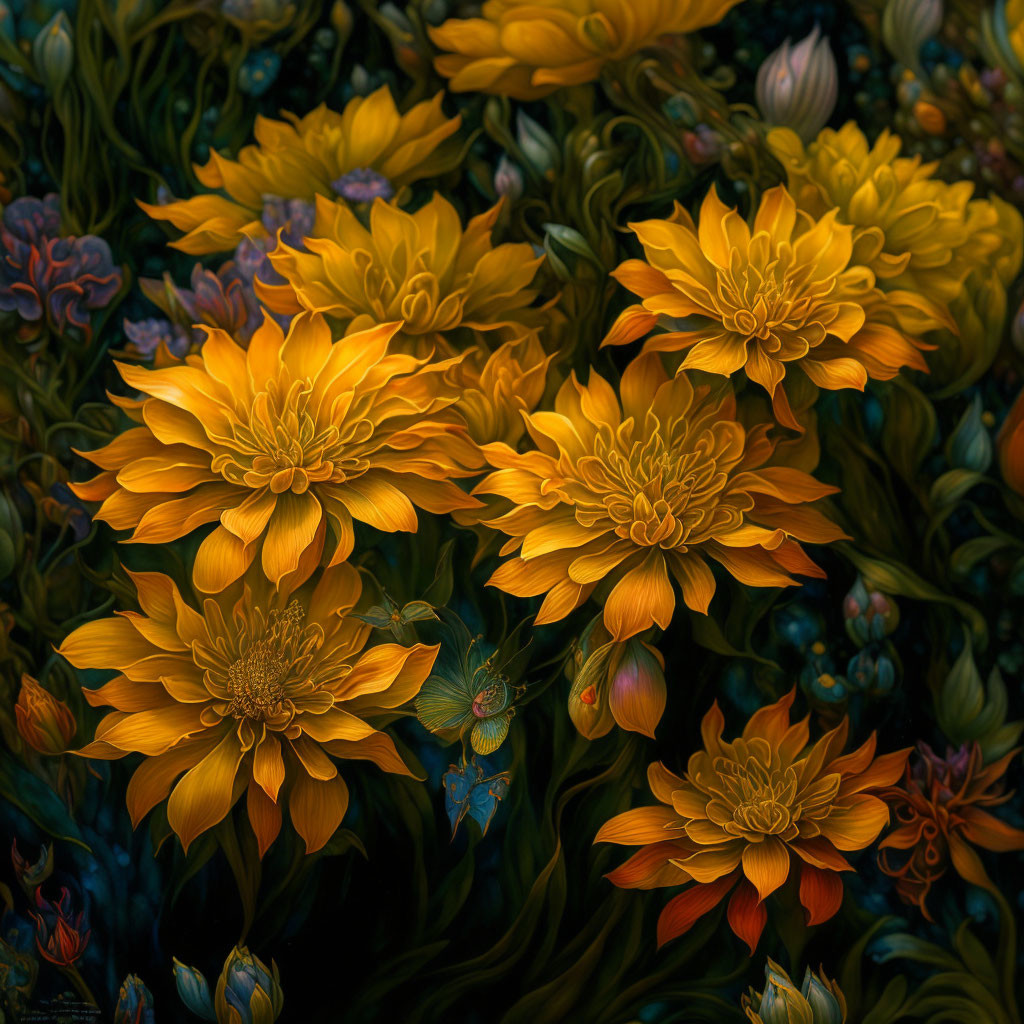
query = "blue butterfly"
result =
(443, 758, 511, 838)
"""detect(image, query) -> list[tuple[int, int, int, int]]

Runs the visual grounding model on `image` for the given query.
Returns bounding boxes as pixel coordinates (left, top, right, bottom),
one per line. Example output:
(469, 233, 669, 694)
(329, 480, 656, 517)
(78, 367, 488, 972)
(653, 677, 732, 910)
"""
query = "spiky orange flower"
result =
(58, 563, 436, 854)
(595, 692, 910, 951)
(603, 186, 943, 428)
(71, 313, 481, 593)
(256, 193, 545, 359)
(139, 87, 462, 254)
(878, 742, 1024, 918)
(475, 352, 845, 641)
(428, 0, 744, 100)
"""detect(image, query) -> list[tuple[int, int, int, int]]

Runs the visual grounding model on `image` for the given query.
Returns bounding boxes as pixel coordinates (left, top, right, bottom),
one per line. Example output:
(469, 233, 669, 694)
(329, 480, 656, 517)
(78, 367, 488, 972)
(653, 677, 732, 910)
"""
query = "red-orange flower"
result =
(878, 742, 1024, 919)
(595, 691, 909, 952)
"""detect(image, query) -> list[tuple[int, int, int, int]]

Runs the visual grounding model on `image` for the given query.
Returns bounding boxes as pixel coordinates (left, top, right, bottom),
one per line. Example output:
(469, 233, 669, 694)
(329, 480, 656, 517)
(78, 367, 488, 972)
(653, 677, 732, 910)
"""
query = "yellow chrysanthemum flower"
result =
(450, 334, 554, 447)
(59, 563, 437, 854)
(603, 185, 940, 428)
(70, 313, 481, 594)
(767, 122, 1014, 324)
(428, 0, 744, 99)
(139, 87, 462, 254)
(257, 193, 546, 358)
(475, 353, 846, 641)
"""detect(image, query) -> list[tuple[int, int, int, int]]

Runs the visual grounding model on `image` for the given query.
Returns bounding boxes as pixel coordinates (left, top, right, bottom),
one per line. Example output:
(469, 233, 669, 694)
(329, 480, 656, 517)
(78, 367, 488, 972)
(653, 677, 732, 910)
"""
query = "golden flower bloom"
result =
(58, 563, 436, 854)
(15, 675, 76, 755)
(70, 313, 481, 594)
(595, 691, 910, 951)
(256, 193, 545, 359)
(139, 87, 462, 254)
(428, 0, 744, 100)
(474, 352, 846, 642)
(603, 185, 941, 429)
(449, 334, 553, 447)
(767, 122, 1015, 324)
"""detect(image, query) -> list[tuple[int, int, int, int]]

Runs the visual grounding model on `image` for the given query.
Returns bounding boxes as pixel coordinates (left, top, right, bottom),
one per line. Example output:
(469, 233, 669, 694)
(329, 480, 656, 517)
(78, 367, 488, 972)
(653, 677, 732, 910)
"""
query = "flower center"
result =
(572, 424, 745, 549)
(226, 602, 309, 721)
(715, 756, 797, 837)
(211, 377, 370, 493)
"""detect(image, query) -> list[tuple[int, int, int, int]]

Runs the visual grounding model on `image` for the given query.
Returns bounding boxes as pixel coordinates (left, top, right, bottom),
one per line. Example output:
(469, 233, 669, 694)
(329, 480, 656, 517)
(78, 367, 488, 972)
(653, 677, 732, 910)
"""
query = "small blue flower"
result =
(238, 49, 281, 97)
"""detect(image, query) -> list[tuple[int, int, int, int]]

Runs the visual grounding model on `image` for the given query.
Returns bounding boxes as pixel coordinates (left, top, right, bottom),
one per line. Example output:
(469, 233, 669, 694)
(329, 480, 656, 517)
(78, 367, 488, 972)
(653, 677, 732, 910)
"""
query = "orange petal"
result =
(656, 873, 737, 949)
(289, 772, 350, 854)
(741, 688, 795, 745)
(959, 807, 1024, 852)
(605, 840, 693, 890)
(166, 730, 244, 852)
(603, 549, 675, 641)
(647, 761, 685, 805)
(726, 879, 766, 955)
(798, 863, 844, 926)
(246, 778, 282, 859)
(594, 806, 685, 846)
(125, 735, 220, 828)
(741, 836, 792, 901)
(818, 794, 891, 851)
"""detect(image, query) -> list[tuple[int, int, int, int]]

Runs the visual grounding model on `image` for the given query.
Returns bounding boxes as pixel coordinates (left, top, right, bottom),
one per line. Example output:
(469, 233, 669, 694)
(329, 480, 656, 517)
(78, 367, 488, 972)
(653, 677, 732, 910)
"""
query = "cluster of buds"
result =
(742, 959, 846, 1023)
(843, 577, 899, 646)
(174, 946, 284, 1024)
(567, 618, 666, 739)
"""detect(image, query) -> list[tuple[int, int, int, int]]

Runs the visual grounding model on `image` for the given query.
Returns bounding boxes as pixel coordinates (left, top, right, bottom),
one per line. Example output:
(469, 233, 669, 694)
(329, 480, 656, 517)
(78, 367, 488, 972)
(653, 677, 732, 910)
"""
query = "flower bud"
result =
(115, 973, 155, 1024)
(15, 675, 75, 755)
(33, 12, 73, 94)
(494, 154, 524, 200)
(948, 394, 992, 472)
(801, 966, 846, 1023)
(568, 639, 616, 740)
(516, 111, 559, 176)
(173, 958, 216, 1021)
(11, 840, 53, 891)
(756, 26, 838, 142)
(607, 639, 666, 738)
(843, 577, 898, 645)
(882, 0, 943, 75)
(215, 946, 283, 1024)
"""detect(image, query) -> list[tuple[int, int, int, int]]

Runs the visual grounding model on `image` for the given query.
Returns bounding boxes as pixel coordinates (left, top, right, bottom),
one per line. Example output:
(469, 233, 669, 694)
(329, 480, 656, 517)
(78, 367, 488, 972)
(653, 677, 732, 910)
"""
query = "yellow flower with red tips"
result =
(595, 691, 910, 951)
(70, 313, 481, 594)
(474, 352, 846, 641)
(58, 563, 436, 854)
(139, 87, 462, 255)
(256, 193, 545, 359)
(428, 0, 744, 100)
(603, 185, 942, 429)
(766, 122, 1020, 325)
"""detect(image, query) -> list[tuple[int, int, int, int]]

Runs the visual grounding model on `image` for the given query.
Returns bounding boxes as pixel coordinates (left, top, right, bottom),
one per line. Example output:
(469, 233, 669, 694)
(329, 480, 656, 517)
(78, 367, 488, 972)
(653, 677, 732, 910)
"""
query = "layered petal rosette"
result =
(475, 352, 846, 641)
(595, 691, 910, 951)
(429, 0, 744, 100)
(70, 313, 482, 592)
(603, 185, 941, 428)
(257, 193, 546, 358)
(139, 87, 462, 254)
(766, 122, 1022, 325)
(58, 563, 437, 854)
